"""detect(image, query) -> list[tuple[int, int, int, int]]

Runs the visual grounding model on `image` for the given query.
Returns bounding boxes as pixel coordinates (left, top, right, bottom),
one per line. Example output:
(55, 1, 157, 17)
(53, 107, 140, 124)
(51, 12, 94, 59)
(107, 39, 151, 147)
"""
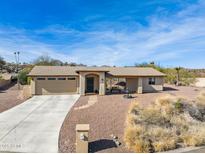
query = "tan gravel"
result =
(59, 94, 132, 153)
(0, 83, 25, 113)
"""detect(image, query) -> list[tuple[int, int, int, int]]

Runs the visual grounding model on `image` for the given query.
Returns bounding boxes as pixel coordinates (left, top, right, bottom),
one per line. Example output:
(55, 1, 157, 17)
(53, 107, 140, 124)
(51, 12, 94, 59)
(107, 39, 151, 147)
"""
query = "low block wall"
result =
(22, 85, 32, 99)
(0, 79, 11, 88)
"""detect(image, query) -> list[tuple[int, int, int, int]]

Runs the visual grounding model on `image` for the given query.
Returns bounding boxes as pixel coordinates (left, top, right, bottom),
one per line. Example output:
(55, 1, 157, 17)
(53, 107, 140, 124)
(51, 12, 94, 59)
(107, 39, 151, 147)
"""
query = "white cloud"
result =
(0, 0, 205, 68)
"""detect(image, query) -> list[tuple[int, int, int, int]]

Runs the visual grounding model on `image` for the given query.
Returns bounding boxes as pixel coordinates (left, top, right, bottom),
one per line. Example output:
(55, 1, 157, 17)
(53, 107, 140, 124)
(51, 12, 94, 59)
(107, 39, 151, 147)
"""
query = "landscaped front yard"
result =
(59, 84, 205, 153)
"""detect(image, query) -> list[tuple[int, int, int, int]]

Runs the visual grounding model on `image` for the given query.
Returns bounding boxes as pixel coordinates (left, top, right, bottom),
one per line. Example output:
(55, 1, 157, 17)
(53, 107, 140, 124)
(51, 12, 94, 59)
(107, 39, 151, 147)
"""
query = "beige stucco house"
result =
(28, 66, 166, 95)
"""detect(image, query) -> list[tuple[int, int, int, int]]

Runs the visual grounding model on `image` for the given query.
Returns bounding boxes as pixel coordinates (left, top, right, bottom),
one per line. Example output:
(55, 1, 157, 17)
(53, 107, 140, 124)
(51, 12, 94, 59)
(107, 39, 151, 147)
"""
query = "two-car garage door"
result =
(35, 77, 77, 95)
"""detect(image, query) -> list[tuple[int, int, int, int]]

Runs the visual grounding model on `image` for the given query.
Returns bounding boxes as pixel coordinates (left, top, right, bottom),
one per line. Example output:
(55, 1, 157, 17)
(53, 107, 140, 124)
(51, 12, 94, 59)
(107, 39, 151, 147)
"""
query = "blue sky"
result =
(0, 0, 205, 68)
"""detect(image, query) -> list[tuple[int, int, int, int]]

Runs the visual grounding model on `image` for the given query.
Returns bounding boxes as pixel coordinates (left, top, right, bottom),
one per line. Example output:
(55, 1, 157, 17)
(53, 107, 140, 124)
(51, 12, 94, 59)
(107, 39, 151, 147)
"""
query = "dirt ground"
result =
(0, 83, 25, 113)
(59, 84, 205, 153)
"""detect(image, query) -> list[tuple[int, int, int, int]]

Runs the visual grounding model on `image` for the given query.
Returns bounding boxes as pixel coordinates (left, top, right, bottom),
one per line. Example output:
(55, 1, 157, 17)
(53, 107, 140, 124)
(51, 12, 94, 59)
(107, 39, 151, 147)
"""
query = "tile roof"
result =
(28, 66, 166, 77)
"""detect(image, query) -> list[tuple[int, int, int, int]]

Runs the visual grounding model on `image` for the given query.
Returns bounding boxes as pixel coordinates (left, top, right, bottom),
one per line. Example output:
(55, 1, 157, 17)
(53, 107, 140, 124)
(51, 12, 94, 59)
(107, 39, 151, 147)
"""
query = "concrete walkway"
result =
(74, 95, 98, 110)
(0, 95, 80, 152)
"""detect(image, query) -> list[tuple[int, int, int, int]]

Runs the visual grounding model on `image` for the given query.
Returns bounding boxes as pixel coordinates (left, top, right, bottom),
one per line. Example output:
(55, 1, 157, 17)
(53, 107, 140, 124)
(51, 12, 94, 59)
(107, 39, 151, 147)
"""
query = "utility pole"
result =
(14, 52, 20, 89)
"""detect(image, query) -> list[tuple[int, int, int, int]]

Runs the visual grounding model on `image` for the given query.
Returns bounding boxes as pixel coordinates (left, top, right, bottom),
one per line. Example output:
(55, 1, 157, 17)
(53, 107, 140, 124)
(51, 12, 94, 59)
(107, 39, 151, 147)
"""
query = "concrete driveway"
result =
(0, 95, 80, 152)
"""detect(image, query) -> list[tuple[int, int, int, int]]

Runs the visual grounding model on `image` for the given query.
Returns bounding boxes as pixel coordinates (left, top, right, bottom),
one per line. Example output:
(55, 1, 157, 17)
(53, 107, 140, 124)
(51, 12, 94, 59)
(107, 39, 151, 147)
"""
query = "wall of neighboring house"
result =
(142, 77, 164, 92)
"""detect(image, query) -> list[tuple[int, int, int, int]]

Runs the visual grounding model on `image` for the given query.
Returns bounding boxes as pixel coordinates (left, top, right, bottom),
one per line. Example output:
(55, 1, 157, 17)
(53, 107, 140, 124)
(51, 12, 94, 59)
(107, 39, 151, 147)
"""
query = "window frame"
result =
(148, 77, 156, 85)
(67, 77, 76, 80)
(37, 77, 46, 80)
(57, 77, 66, 80)
(47, 77, 56, 80)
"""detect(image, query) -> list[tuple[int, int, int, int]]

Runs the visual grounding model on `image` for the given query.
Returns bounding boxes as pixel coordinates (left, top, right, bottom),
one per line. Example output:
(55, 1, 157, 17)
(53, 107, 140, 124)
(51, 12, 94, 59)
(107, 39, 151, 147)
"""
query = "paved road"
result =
(0, 95, 80, 152)
(186, 147, 205, 153)
(166, 146, 205, 153)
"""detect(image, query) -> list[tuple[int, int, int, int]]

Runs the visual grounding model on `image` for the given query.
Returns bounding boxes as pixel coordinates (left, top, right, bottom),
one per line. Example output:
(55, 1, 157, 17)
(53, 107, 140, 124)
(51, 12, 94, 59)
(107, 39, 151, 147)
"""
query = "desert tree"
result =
(33, 55, 63, 66)
(0, 56, 6, 73)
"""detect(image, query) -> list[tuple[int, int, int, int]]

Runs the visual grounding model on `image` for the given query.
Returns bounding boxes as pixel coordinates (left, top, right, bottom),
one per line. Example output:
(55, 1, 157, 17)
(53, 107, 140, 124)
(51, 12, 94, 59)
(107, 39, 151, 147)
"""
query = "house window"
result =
(58, 77, 66, 80)
(68, 77, 76, 80)
(48, 77, 56, 80)
(37, 77, 46, 80)
(149, 77, 155, 85)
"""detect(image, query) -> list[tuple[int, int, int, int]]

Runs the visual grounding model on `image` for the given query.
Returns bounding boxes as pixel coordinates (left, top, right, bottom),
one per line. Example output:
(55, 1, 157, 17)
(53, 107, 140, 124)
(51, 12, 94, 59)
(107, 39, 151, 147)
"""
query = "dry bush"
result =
(124, 93, 205, 153)
(170, 115, 189, 132)
(153, 139, 177, 152)
(155, 95, 185, 116)
(149, 126, 178, 152)
(181, 134, 203, 146)
(196, 91, 205, 107)
(180, 132, 204, 146)
(132, 139, 151, 153)
(180, 125, 205, 146)
(138, 106, 168, 126)
(126, 114, 136, 126)
(128, 101, 140, 114)
(124, 125, 149, 152)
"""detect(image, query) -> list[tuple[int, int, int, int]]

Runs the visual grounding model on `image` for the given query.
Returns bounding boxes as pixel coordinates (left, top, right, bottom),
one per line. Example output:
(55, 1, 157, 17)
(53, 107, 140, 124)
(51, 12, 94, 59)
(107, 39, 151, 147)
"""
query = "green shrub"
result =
(175, 100, 184, 113)
(18, 67, 32, 85)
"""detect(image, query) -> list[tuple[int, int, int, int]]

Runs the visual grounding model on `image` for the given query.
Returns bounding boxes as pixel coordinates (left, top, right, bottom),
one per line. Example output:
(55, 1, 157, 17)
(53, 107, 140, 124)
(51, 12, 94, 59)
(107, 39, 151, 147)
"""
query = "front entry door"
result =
(86, 77, 94, 93)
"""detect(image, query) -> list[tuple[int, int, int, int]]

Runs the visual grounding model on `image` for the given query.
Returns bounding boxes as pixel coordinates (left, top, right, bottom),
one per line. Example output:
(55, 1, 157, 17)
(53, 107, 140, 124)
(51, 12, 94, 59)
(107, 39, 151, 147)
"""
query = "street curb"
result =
(165, 146, 205, 153)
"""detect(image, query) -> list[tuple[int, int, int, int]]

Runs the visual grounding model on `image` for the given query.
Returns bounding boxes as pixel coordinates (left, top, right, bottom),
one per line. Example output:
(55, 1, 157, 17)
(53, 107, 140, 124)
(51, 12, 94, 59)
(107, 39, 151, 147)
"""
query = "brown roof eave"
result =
(106, 74, 166, 78)
(76, 70, 109, 73)
(27, 74, 79, 77)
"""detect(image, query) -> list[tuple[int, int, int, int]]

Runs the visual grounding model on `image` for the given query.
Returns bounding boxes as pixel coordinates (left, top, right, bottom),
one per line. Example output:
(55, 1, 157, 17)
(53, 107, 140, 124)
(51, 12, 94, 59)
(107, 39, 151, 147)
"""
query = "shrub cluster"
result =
(18, 67, 33, 85)
(124, 92, 205, 152)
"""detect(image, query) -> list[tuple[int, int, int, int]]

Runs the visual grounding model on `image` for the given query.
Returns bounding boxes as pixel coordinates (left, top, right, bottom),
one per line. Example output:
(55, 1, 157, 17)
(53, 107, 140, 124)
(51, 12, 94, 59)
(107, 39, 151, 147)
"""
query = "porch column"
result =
(76, 77, 79, 94)
(31, 78, 36, 95)
(79, 73, 85, 95)
(99, 72, 105, 95)
(137, 77, 143, 94)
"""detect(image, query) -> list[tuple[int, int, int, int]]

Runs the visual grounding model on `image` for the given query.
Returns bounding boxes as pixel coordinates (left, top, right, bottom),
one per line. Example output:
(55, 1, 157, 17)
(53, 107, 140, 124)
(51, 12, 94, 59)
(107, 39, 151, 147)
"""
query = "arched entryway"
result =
(85, 74, 99, 94)
(78, 71, 106, 95)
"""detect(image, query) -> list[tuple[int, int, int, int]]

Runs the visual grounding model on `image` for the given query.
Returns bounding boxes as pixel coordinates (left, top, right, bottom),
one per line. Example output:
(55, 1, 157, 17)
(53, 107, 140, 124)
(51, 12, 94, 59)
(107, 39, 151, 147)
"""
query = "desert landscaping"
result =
(124, 91, 205, 152)
(0, 83, 26, 113)
(59, 84, 205, 153)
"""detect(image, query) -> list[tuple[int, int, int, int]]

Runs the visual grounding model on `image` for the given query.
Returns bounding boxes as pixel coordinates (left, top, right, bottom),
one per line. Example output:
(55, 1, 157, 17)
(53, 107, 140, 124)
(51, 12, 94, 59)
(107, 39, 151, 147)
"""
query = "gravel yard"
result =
(59, 94, 132, 153)
(59, 84, 205, 153)
(0, 83, 25, 113)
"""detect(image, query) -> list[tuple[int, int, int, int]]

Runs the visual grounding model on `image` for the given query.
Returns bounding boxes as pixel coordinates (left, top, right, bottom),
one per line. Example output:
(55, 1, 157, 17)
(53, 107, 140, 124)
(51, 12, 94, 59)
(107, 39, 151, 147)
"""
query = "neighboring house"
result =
(28, 66, 166, 95)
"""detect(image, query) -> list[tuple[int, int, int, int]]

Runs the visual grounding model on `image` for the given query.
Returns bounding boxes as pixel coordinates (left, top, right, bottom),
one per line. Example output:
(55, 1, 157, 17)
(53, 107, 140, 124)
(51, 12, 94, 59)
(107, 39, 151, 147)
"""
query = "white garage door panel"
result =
(36, 80, 77, 95)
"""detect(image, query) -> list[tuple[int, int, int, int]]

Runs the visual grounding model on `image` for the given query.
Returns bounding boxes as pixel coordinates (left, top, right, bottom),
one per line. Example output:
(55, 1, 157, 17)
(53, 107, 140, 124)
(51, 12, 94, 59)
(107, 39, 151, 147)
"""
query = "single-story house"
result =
(28, 66, 166, 95)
